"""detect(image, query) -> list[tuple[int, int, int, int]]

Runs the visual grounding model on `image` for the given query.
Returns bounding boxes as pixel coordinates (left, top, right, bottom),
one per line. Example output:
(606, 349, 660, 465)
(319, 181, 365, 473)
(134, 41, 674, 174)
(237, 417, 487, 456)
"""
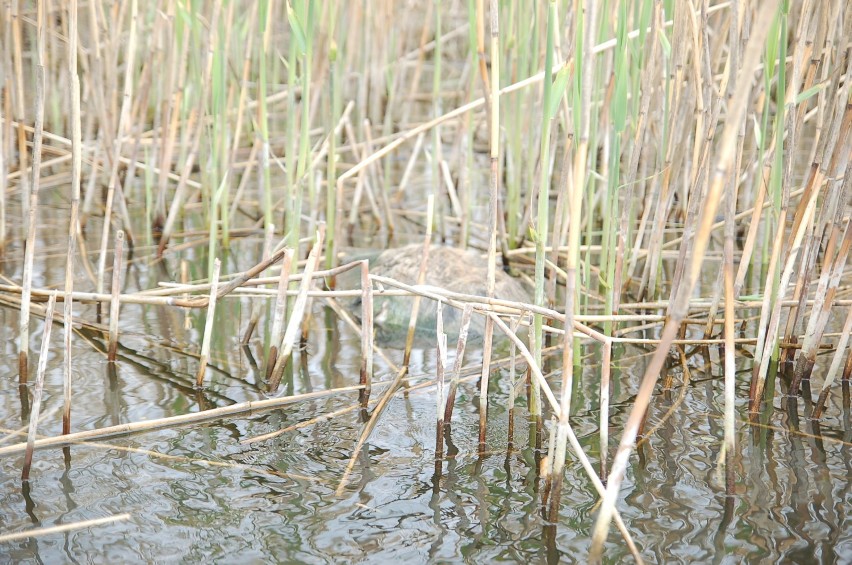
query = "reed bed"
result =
(1, 0, 851, 561)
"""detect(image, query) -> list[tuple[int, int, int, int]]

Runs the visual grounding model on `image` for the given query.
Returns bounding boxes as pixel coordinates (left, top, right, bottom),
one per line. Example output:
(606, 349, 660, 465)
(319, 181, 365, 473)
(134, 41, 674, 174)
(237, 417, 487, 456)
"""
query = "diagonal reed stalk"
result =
(589, 1, 782, 557)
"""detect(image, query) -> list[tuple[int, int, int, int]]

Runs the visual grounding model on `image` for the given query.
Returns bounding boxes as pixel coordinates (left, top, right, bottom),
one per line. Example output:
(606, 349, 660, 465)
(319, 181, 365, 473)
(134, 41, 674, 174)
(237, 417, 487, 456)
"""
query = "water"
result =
(0, 195, 848, 563)
(2, 238, 851, 563)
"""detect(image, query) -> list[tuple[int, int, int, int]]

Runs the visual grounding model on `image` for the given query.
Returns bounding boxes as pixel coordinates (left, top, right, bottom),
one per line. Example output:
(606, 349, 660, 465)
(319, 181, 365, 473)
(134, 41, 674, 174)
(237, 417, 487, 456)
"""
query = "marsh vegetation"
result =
(1, 0, 851, 562)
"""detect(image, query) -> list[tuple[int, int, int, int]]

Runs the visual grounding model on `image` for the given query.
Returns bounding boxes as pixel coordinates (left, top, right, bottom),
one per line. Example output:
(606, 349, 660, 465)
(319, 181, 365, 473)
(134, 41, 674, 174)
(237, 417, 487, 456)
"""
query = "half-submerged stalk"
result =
(530, 0, 558, 443)
(549, 0, 595, 521)
(477, 0, 500, 454)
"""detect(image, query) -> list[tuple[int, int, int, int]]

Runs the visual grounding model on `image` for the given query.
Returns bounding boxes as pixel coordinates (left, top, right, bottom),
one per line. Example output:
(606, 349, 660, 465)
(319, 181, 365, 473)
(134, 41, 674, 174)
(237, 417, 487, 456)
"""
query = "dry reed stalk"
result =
(477, 0, 499, 453)
(434, 304, 448, 472)
(488, 311, 641, 560)
(0, 513, 131, 543)
(813, 303, 852, 418)
(790, 220, 852, 394)
(266, 247, 295, 374)
(0, 384, 371, 458)
(549, 0, 596, 521)
(107, 230, 125, 361)
(22, 293, 56, 481)
(62, 0, 83, 436)
(750, 177, 822, 409)
(541, 415, 557, 508)
(17, 0, 46, 383)
(589, 2, 781, 557)
(359, 260, 373, 405)
(443, 305, 474, 423)
(243, 226, 274, 344)
(342, 123, 383, 234)
(721, 0, 743, 495)
(361, 119, 395, 235)
(505, 312, 524, 449)
(402, 196, 434, 368)
(10, 1, 28, 231)
(181, 260, 191, 330)
(94, 0, 138, 304)
(195, 258, 221, 388)
(393, 132, 425, 201)
(599, 339, 612, 481)
(267, 227, 325, 392)
(335, 365, 409, 496)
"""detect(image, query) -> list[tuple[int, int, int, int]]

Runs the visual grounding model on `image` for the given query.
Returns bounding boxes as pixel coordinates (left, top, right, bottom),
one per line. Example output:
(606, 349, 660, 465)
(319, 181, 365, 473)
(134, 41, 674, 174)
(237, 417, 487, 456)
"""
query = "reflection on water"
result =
(1, 242, 851, 563)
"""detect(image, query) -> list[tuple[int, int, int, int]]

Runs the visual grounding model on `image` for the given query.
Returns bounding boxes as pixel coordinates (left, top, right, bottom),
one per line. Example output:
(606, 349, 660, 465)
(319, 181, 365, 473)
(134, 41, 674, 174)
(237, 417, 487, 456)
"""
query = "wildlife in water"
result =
(348, 244, 532, 345)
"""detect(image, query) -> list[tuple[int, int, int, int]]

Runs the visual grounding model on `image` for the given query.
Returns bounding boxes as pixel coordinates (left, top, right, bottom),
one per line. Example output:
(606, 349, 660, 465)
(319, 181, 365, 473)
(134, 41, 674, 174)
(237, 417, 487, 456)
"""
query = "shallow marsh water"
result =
(1, 233, 850, 564)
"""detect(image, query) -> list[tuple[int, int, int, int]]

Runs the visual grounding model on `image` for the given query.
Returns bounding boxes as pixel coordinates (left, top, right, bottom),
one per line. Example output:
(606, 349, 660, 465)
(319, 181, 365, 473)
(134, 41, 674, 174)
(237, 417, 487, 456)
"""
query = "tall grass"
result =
(1, 0, 850, 561)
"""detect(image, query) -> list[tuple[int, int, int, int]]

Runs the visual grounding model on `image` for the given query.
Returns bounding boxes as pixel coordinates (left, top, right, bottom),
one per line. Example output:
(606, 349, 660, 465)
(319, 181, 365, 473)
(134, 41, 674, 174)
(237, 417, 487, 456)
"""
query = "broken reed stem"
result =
(195, 258, 221, 388)
(359, 260, 373, 405)
(22, 293, 57, 482)
(10, 278, 852, 319)
(266, 247, 295, 376)
(267, 226, 325, 392)
(107, 230, 125, 362)
(506, 312, 524, 449)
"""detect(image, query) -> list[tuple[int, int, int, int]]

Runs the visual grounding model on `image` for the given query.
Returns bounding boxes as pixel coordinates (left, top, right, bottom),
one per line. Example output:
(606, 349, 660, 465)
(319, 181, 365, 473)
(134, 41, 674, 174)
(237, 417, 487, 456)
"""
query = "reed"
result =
(2, 1, 851, 561)
(22, 293, 56, 481)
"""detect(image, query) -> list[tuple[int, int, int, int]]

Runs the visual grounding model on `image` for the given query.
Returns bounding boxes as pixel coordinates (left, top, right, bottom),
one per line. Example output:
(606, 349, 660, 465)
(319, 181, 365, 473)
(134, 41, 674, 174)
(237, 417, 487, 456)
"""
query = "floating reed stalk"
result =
(0, 514, 131, 544)
(0, 385, 373, 457)
(22, 293, 56, 481)
(195, 258, 221, 388)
